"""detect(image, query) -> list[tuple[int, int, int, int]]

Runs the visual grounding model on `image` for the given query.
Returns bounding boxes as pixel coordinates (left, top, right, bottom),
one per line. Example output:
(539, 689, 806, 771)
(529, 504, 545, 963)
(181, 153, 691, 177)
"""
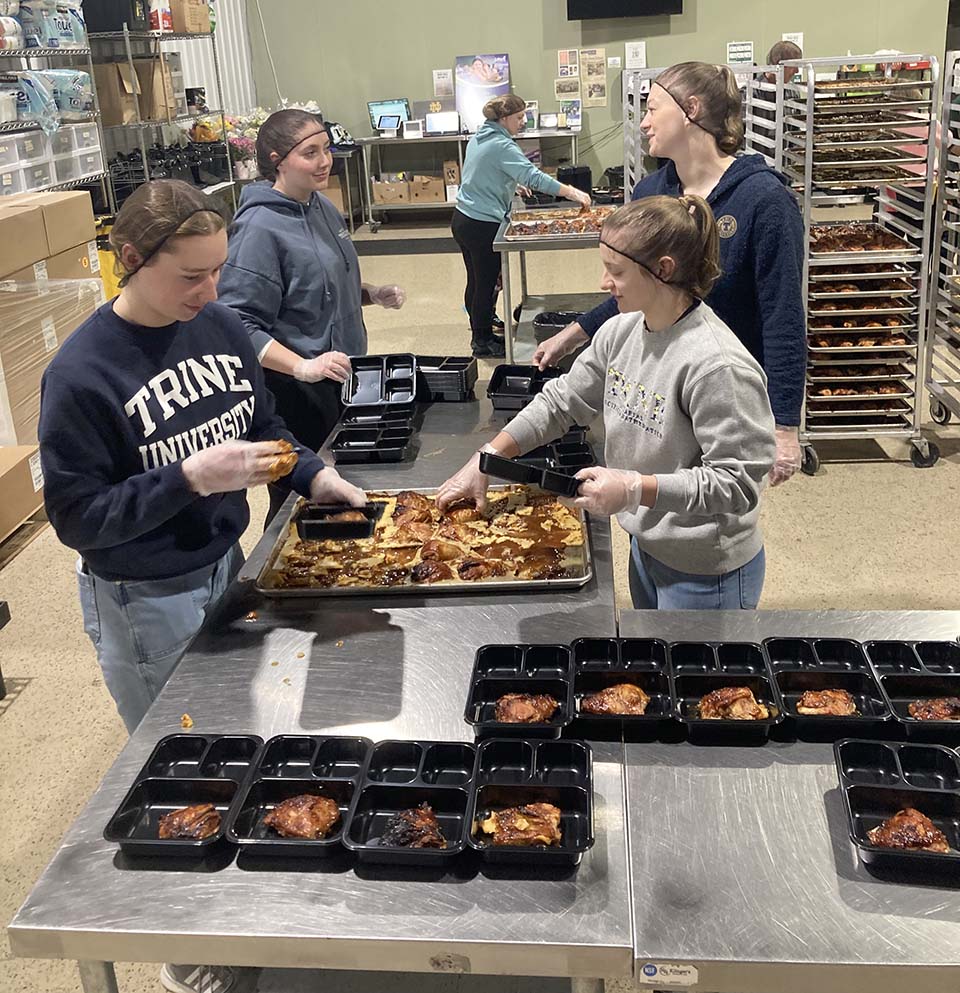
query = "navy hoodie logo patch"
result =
(717, 215, 738, 239)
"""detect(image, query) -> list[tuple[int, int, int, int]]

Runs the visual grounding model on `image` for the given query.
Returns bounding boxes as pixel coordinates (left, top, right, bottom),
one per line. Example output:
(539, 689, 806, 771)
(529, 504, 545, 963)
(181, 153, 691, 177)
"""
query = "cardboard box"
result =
(371, 180, 410, 205)
(5, 191, 96, 258)
(0, 446, 44, 543)
(0, 205, 49, 280)
(170, 0, 211, 33)
(443, 160, 461, 185)
(409, 175, 445, 203)
(135, 56, 187, 121)
(46, 241, 102, 281)
(93, 62, 141, 127)
(322, 175, 345, 214)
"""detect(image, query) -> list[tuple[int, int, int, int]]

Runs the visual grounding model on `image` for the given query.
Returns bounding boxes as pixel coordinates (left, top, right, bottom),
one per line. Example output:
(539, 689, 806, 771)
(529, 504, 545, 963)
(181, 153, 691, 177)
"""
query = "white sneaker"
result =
(160, 964, 237, 993)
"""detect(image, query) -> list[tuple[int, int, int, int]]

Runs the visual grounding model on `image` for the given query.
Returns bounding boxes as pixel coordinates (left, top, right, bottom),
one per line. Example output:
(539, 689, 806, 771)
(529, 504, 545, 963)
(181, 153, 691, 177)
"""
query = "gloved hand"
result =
(568, 188, 592, 208)
(293, 351, 352, 384)
(182, 440, 287, 497)
(309, 466, 367, 507)
(435, 451, 490, 512)
(368, 284, 406, 309)
(567, 466, 648, 517)
(770, 426, 802, 487)
(532, 323, 589, 371)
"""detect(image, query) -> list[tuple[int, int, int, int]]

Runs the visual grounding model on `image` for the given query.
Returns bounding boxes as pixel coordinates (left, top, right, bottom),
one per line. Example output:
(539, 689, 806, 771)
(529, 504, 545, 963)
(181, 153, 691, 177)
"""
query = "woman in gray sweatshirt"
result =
(437, 195, 776, 609)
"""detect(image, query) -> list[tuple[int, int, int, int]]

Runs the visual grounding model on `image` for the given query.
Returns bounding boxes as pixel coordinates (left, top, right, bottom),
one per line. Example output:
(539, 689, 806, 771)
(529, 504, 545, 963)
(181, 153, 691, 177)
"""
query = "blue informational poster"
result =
(455, 54, 511, 133)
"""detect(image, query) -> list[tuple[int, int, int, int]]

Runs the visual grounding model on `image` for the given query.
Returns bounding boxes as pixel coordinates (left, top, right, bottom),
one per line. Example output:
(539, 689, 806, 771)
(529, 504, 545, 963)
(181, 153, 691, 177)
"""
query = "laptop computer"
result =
(424, 111, 461, 136)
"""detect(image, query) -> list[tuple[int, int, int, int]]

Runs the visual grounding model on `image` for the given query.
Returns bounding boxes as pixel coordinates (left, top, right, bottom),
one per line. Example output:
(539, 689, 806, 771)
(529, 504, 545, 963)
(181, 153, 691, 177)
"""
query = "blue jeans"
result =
(628, 539, 765, 610)
(76, 545, 243, 733)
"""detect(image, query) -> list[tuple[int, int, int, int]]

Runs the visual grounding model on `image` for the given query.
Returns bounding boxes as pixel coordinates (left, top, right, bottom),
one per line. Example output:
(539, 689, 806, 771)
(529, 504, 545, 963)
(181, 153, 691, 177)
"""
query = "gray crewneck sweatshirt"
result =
(505, 304, 776, 575)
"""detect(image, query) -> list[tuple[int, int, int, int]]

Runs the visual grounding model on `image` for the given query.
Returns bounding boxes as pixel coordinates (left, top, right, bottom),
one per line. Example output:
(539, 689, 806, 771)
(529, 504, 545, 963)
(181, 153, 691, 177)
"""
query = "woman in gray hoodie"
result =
(218, 109, 405, 523)
(437, 195, 776, 610)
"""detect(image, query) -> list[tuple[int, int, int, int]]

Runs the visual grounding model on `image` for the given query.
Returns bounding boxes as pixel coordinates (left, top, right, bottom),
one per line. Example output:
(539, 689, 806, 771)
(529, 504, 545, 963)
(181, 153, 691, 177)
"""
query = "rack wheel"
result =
(930, 399, 952, 425)
(910, 441, 940, 469)
(370, 222, 381, 234)
(801, 445, 819, 476)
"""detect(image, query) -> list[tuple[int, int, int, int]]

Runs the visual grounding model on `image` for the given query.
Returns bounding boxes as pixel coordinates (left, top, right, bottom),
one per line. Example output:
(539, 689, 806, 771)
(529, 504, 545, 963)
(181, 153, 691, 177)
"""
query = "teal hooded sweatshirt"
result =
(456, 120, 563, 223)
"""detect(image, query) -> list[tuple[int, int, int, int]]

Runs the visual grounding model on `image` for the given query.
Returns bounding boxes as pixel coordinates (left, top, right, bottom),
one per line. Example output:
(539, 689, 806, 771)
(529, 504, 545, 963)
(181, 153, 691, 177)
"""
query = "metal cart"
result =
(782, 54, 940, 471)
(927, 50, 960, 428)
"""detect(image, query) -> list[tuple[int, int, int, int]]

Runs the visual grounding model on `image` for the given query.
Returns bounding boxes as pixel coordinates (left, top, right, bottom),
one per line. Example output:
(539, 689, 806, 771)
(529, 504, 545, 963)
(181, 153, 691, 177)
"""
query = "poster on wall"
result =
(433, 69, 454, 97)
(455, 54, 511, 133)
(555, 76, 581, 101)
(558, 48, 579, 77)
(524, 100, 539, 129)
(560, 98, 582, 126)
(726, 40, 754, 66)
(584, 80, 607, 108)
(625, 41, 647, 70)
(581, 47, 606, 83)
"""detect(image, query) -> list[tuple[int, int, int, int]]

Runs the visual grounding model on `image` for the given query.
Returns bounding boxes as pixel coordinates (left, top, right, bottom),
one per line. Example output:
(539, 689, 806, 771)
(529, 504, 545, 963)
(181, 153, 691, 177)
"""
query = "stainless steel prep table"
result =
(620, 609, 960, 993)
(9, 399, 629, 992)
(493, 220, 602, 364)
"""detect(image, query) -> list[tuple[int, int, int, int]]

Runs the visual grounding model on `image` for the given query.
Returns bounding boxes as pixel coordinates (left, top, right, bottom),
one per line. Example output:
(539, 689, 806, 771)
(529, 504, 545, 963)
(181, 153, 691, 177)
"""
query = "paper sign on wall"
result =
(782, 32, 804, 49)
(625, 41, 647, 70)
(558, 48, 579, 78)
(555, 77, 581, 101)
(433, 69, 453, 97)
(581, 47, 607, 106)
(726, 40, 754, 66)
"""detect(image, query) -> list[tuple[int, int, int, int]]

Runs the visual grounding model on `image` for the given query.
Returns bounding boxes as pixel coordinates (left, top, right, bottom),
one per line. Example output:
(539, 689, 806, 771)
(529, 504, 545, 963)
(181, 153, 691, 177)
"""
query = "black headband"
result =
(126, 206, 221, 280)
(599, 237, 672, 285)
(652, 80, 718, 141)
(273, 127, 328, 169)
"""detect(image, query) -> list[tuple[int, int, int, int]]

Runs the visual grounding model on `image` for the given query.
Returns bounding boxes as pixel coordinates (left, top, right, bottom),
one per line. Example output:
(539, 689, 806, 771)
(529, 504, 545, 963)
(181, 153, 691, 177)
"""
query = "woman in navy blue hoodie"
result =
(39, 180, 365, 736)
(535, 62, 806, 486)
(218, 109, 406, 523)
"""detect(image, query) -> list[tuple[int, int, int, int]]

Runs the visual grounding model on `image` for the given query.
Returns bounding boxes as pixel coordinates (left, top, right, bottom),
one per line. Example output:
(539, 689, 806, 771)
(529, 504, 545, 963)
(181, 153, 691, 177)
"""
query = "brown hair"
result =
(110, 179, 225, 286)
(767, 40, 802, 65)
(655, 61, 744, 156)
(602, 194, 721, 299)
(256, 108, 326, 181)
(483, 93, 526, 121)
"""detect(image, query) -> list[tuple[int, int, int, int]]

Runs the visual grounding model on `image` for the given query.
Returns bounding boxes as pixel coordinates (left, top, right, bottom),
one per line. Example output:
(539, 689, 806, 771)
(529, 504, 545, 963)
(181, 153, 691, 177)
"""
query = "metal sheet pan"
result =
(806, 385, 914, 402)
(808, 265, 914, 281)
(805, 413, 913, 432)
(255, 486, 594, 598)
(808, 304, 916, 317)
(802, 98, 934, 114)
(503, 222, 601, 243)
(787, 146, 927, 167)
(807, 323, 915, 333)
(808, 223, 917, 259)
(807, 339, 917, 354)
(807, 365, 914, 382)
(808, 283, 914, 298)
(803, 399, 913, 417)
(808, 352, 916, 366)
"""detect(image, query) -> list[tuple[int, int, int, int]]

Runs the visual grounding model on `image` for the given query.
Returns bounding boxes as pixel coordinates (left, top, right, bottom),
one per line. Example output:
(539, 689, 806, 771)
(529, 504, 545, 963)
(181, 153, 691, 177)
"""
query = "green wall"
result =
(245, 0, 948, 182)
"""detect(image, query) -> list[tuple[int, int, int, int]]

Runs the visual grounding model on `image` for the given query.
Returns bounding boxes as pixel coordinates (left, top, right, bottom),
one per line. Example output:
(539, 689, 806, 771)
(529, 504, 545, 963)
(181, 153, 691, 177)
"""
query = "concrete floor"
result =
(2, 235, 959, 993)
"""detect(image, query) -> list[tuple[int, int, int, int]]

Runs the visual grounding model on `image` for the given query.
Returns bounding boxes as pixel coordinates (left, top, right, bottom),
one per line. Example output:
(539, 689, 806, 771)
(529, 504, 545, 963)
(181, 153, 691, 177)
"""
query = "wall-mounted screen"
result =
(567, 0, 681, 18)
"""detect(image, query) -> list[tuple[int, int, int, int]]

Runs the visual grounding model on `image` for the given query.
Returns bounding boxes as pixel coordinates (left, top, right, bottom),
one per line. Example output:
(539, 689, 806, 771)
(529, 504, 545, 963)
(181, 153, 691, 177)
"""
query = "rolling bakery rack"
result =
(782, 54, 940, 471)
(927, 50, 960, 427)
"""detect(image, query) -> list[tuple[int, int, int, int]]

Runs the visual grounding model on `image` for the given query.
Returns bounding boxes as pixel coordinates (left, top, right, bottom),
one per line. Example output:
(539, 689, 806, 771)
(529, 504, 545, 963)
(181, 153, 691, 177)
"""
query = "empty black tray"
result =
(342, 354, 418, 406)
(330, 424, 415, 464)
(834, 738, 960, 872)
(104, 734, 262, 855)
(487, 365, 561, 412)
(479, 452, 581, 498)
(415, 355, 479, 401)
(339, 402, 416, 427)
(294, 502, 386, 540)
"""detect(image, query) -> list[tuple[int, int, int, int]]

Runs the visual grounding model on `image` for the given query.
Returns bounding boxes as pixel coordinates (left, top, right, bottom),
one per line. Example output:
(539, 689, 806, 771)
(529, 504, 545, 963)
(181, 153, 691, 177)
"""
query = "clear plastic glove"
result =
(568, 188, 592, 208)
(532, 323, 588, 371)
(182, 440, 287, 497)
(293, 351, 352, 384)
(567, 466, 647, 517)
(435, 452, 490, 512)
(770, 426, 802, 487)
(368, 284, 406, 309)
(309, 466, 367, 507)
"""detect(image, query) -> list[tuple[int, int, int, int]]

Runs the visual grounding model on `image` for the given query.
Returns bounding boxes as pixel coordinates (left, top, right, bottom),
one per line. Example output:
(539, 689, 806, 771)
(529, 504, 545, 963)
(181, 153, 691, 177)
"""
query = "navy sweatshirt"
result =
(582, 154, 806, 426)
(39, 301, 325, 582)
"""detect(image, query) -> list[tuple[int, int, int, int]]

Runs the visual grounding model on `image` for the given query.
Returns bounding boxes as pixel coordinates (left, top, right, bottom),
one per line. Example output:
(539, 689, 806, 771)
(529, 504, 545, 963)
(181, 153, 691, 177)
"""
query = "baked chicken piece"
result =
(495, 692, 560, 723)
(266, 440, 298, 482)
(158, 802, 220, 840)
(264, 794, 341, 839)
(479, 803, 562, 846)
(581, 682, 650, 715)
(908, 697, 960, 721)
(380, 802, 446, 848)
(796, 688, 857, 716)
(698, 686, 770, 720)
(867, 808, 950, 852)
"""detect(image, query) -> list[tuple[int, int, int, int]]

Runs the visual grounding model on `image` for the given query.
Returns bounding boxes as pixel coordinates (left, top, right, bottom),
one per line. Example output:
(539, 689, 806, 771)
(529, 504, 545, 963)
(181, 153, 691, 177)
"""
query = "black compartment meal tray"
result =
(532, 311, 584, 332)
(487, 365, 561, 411)
(342, 354, 418, 406)
(415, 355, 479, 400)
(466, 644, 574, 738)
(294, 502, 386, 540)
(468, 739, 594, 866)
(341, 739, 478, 864)
(329, 424, 415, 464)
(339, 402, 416, 426)
(226, 735, 371, 857)
(479, 452, 581, 498)
(104, 734, 263, 855)
(834, 739, 960, 872)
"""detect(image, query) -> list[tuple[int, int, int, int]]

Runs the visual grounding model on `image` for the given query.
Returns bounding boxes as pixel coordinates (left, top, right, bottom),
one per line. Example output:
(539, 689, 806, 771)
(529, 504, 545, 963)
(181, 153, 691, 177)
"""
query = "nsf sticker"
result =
(638, 963, 699, 987)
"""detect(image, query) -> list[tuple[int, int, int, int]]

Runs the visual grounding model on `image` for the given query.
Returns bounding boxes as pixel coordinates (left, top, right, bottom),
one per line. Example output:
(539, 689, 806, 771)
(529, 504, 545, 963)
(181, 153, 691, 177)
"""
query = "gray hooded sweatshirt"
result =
(218, 181, 366, 359)
(505, 304, 776, 575)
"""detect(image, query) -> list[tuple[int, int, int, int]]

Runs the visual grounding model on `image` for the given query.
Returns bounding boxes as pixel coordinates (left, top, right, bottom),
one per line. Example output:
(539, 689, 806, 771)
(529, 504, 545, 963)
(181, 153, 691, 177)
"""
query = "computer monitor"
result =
(367, 98, 411, 131)
(424, 111, 461, 135)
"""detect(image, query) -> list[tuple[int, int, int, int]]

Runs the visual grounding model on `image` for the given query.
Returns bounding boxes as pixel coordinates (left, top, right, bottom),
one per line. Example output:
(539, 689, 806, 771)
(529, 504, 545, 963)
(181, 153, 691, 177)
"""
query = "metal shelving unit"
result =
(927, 50, 960, 429)
(782, 54, 940, 471)
(0, 45, 114, 210)
(89, 26, 235, 209)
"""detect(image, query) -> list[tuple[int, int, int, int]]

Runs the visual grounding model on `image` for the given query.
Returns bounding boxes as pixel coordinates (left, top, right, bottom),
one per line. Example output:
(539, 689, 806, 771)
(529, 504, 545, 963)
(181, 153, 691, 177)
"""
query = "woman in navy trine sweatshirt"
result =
(535, 62, 806, 486)
(39, 180, 365, 734)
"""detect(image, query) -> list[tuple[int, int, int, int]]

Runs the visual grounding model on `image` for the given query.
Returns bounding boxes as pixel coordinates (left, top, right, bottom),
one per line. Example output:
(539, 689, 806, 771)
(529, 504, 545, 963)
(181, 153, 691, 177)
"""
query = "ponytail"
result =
(677, 194, 721, 297)
(656, 61, 744, 155)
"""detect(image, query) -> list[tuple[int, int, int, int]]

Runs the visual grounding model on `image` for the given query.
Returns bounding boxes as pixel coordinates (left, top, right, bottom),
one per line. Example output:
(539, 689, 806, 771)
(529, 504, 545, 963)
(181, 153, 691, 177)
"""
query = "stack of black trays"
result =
(415, 355, 479, 402)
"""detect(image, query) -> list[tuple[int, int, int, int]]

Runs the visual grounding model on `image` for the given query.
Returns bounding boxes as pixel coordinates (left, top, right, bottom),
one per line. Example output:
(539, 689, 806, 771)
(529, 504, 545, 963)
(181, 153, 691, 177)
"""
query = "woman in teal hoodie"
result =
(453, 94, 591, 357)
(218, 109, 405, 523)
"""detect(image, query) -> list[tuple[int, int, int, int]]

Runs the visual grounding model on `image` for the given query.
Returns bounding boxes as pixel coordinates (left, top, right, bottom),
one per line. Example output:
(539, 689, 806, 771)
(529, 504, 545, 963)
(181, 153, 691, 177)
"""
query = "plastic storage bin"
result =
(75, 148, 103, 178)
(0, 165, 25, 196)
(21, 160, 53, 191)
(53, 152, 80, 183)
(13, 132, 50, 164)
